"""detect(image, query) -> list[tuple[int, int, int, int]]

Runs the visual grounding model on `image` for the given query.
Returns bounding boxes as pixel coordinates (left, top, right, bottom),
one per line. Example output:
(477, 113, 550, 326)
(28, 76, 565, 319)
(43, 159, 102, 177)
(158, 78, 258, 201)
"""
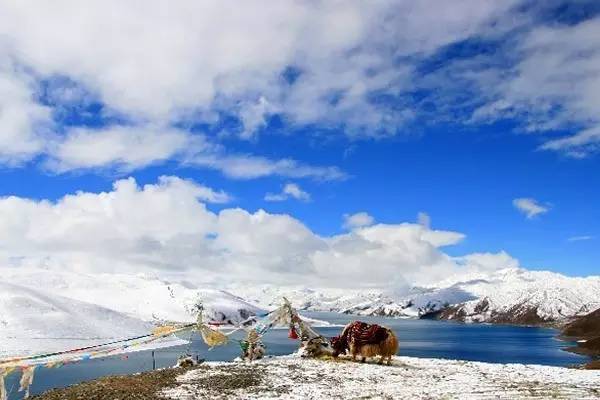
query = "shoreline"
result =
(561, 338, 600, 369)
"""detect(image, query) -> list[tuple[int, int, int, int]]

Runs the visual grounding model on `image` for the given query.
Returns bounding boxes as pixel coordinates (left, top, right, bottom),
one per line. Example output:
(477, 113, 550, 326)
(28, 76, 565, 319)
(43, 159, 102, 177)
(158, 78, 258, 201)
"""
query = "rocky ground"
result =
(33, 355, 600, 400)
(31, 367, 185, 400)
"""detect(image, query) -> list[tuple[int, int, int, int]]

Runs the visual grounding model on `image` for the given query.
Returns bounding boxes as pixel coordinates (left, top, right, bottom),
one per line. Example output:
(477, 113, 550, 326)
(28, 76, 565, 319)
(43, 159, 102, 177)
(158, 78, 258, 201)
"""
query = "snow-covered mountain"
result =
(434, 269, 600, 325)
(339, 268, 600, 325)
(0, 281, 152, 357)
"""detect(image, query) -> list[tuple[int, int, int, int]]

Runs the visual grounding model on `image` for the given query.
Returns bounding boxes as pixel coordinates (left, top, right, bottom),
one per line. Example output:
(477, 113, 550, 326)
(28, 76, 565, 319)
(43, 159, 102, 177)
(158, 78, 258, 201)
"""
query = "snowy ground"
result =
(163, 355, 600, 400)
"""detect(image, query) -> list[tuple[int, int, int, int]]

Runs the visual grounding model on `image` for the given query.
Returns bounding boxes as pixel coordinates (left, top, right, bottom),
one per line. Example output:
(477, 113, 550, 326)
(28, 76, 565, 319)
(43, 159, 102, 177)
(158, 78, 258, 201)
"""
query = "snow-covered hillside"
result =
(0, 271, 270, 357)
(0, 281, 152, 357)
(4, 268, 266, 325)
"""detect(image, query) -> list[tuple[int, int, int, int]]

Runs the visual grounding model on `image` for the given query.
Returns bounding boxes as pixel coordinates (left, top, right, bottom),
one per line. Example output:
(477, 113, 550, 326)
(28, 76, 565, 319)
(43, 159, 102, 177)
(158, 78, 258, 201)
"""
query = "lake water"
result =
(3, 313, 589, 399)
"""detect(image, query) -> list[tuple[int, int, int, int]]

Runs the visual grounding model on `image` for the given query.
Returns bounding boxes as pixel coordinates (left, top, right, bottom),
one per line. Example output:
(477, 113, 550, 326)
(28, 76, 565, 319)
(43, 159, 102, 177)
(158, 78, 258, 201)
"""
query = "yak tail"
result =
(383, 329, 399, 356)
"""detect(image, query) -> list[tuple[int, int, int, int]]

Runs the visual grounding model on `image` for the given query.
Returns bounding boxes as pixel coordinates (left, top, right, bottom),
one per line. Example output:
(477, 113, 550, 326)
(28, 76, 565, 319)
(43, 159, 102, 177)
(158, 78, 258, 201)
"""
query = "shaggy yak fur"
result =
(331, 321, 398, 365)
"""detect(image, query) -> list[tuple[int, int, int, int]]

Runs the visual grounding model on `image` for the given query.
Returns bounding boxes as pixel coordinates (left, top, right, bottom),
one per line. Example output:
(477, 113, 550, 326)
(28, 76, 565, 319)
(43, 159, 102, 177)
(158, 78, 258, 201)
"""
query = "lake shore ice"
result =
(162, 355, 600, 400)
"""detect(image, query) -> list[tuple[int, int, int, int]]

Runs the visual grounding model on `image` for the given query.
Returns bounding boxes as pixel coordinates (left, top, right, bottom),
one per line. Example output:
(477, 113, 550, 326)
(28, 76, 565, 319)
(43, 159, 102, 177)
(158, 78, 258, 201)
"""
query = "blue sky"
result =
(0, 1, 599, 285)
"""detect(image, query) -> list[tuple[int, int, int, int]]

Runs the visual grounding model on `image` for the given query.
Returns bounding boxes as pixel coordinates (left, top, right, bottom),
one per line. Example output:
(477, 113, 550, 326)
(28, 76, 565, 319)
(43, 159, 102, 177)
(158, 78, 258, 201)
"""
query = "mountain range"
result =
(230, 267, 600, 326)
(2, 266, 600, 357)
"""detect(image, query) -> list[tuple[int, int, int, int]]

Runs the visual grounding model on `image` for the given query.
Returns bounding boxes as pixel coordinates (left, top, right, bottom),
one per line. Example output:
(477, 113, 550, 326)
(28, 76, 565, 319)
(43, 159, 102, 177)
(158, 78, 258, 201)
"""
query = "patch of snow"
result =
(162, 355, 600, 399)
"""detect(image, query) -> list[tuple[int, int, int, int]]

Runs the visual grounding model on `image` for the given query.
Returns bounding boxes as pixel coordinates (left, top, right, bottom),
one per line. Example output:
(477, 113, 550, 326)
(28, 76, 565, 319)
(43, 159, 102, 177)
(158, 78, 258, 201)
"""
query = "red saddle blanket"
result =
(346, 321, 389, 346)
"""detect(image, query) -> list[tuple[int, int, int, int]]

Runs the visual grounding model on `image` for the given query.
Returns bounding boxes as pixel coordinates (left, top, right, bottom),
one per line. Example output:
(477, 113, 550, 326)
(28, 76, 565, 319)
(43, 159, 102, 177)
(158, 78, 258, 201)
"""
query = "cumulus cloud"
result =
(265, 183, 311, 202)
(457, 251, 520, 272)
(433, 250, 522, 287)
(512, 197, 549, 219)
(0, 176, 506, 288)
(343, 212, 375, 230)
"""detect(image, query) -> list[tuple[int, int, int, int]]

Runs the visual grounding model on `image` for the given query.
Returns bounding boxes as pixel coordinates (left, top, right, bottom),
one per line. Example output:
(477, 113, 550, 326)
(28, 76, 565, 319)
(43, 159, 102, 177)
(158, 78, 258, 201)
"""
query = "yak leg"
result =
(350, 343, 358, 362)
(361, 356, 366, 363)
(387, 355, 392, 365)
(378, 355, 385, 365)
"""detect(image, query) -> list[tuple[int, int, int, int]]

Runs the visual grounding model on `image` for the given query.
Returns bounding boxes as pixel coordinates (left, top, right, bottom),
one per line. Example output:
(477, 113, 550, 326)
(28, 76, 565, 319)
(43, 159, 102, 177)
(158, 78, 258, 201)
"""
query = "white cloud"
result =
(0, 176, 503, 288)
(343, 212, 375, 230)
(190, 153, 347, 181)
(237, 96, 272, 140)
(540, 126, 600, 159)
(567, 235, 594, 242)
(33, 123, 347, 180)
(512, 197, 549, 219)
(263, 193, 287, 202)
(0, 176, 222, 272)
(46, 125, 192, 172)
(457, 251, 520, 272)
(434, 250, 521, 286)
(265, 183, 311, 202)
(0, 63, 52, 164)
